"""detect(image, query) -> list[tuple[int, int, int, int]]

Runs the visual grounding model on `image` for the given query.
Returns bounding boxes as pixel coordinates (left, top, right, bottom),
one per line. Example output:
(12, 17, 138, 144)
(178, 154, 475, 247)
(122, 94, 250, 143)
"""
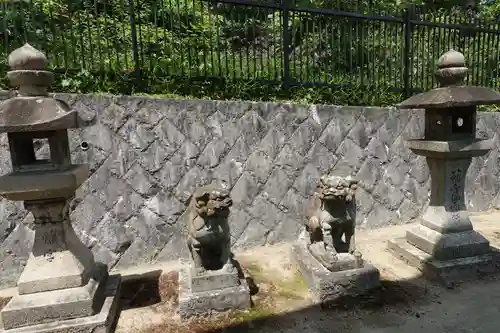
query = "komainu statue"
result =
(305, 175, 362, 271)
(292, 174, 380, 301)
(179, 183, 251, 318)
(186, 184, 233, 274)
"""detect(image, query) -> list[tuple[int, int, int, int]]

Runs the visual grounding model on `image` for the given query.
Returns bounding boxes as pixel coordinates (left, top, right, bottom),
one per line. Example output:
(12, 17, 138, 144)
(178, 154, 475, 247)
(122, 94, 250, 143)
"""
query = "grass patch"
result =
(28, 69, 406, 107)
(240, 258, 309, 301)
(141, 300, 277, 333)
(273, 271, 309, 300)
(232, 303, 277, 322)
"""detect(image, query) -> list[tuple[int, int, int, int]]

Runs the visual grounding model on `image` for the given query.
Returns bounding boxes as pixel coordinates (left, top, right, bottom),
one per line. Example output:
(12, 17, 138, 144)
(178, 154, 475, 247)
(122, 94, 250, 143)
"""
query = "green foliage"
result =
(49, 70, 402, 106)
(1, 0, 500, 107)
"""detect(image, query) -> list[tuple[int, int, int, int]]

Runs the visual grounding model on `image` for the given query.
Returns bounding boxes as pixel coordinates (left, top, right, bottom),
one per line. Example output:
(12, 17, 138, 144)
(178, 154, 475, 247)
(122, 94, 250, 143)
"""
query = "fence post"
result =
(282, 0, 292, 89)
(403, 5, 414, 98)
(127, 0, 141, 84)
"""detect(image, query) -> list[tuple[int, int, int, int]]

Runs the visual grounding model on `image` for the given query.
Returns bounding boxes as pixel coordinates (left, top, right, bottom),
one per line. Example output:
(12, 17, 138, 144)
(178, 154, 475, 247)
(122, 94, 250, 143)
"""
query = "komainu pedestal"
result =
(178, 184, 250, 319)
(291, 175, 380, 304)
(388, 50, 500, 286)
(0, 44, 120, 333)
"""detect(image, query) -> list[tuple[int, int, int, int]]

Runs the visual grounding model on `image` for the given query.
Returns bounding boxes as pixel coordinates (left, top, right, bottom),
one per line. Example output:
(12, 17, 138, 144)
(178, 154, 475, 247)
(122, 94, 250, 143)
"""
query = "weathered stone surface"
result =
(185, 183, 233, 275)
(178, 262, 250, 319)
(2, 265, 108, 329)
(262, 168, 293, 205)
(291, 237, 380, 304)
(0, 274, 121, 333)
(388, 50, 500, 286)
(180, 182, 251, 317)
(294, 171, 381, 303)
(230, 172, 260, 208)
(388, 238, 497, 284)
(0, 92, 499, 287)
(0, 43, 121, 333)
(232, 219, 270, 249)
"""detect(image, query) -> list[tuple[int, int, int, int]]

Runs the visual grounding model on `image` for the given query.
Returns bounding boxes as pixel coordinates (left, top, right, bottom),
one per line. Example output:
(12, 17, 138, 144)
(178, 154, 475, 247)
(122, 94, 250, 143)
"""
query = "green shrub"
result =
(1, 0, 499, 107)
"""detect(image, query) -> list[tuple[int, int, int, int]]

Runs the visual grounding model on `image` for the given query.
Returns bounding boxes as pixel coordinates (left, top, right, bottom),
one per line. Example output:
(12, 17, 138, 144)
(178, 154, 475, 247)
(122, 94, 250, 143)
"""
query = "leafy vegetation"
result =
(1, 0, 500, 106)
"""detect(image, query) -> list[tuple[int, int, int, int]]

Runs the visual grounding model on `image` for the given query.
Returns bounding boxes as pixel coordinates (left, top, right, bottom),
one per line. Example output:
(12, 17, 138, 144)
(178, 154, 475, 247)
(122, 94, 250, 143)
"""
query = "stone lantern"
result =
(0, 44, 121, 332)
(388, 50, 500, 285)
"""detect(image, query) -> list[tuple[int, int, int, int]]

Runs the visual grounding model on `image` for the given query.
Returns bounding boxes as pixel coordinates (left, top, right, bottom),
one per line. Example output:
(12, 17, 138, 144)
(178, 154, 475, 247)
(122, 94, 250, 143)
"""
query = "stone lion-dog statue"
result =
(305, 175, 361, 270)
(186, 183, 234, 274)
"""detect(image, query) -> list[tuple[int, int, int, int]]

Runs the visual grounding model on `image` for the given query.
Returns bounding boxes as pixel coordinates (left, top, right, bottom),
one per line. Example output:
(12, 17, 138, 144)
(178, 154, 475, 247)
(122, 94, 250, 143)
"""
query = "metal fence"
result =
(2, 0, 500, 96)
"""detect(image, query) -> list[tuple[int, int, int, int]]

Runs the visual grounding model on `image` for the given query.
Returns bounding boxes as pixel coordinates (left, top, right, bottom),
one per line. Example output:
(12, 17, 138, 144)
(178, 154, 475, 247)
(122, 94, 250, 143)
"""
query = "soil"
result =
(5, 212, 500, 333)
(115, 243, 441, 333)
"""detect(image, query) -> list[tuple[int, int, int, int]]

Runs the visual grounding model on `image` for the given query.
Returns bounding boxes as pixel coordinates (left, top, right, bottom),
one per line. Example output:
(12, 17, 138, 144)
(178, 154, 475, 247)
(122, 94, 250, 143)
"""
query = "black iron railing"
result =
(1, 0, 500, 97)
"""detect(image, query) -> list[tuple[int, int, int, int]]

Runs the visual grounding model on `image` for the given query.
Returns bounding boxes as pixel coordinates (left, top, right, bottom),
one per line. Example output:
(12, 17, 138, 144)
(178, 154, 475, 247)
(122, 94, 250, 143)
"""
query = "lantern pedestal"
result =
(388, 238, 496, 285)
(0, 182, 121, 333)
(0, 266, 121, 333)
(389, 139, 499, 285)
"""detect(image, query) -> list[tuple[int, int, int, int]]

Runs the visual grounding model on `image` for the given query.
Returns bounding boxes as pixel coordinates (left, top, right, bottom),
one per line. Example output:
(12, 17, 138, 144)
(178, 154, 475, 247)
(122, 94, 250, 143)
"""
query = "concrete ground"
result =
(4, 211, 500, 333)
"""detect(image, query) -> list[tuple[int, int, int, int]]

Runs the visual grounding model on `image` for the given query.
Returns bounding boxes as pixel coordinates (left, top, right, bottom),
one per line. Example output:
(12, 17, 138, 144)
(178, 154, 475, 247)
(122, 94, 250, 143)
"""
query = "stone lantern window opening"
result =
(451, 112, 473, 135)
(424, 106, 476, 142)
(8, 129, 71, 173)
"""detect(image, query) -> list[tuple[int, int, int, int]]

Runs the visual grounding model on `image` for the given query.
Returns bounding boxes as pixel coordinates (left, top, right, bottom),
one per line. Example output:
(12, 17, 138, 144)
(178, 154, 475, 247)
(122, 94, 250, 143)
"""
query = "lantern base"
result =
(388, 237, 498, 286)
(405, 224, 491, 261)
(0, 274, 121, 333)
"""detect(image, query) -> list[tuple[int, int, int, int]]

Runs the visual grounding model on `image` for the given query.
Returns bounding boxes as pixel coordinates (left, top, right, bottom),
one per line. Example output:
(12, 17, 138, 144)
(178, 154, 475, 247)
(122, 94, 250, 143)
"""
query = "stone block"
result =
(16, 252, 93, 296)
(0, 274, 121, 333)
(388, 237, 498, 285)
(1, 264, 112, 330)
(319, 252, 361, 272)
(291, 239, 380, 304)
(0, 165, 89, 202)
(178, 261, 251, 319)
(189, 265, 240, 293)
(405, 224, 491, 261)
(2, 271, 105, 329)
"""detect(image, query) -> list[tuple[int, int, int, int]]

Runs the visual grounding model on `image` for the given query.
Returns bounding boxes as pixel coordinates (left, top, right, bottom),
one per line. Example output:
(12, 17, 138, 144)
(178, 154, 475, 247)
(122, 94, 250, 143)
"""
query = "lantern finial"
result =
(435, 49, 468, 87)
(8, 43, 48, 71)
(6, 43, 53, 96)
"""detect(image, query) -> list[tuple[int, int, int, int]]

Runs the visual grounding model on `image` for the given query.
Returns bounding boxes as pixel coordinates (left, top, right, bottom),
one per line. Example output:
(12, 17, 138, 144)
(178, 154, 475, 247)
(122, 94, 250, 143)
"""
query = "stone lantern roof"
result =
(0, 43, 81, 133)
(397, 49, 500, 109)
(0, 44, 92, 201)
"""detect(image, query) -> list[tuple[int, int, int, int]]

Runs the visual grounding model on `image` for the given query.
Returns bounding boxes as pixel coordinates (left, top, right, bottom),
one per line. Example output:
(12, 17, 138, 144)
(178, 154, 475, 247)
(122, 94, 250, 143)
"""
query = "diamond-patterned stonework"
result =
(0, 93, 499, 287)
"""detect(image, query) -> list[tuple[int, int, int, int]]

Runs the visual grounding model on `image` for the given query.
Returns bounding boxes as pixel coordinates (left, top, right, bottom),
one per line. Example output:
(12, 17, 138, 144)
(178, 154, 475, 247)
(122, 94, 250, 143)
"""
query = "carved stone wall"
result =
(0, 92, 498, 287)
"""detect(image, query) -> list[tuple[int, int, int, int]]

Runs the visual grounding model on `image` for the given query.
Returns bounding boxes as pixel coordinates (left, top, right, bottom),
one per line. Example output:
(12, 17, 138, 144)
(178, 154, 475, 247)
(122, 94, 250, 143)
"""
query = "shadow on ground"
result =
(103, 230, 500, 333)
(200, 277, 435, 333)
(120, 269, 179, 310)
(120, 252, 446, 333)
